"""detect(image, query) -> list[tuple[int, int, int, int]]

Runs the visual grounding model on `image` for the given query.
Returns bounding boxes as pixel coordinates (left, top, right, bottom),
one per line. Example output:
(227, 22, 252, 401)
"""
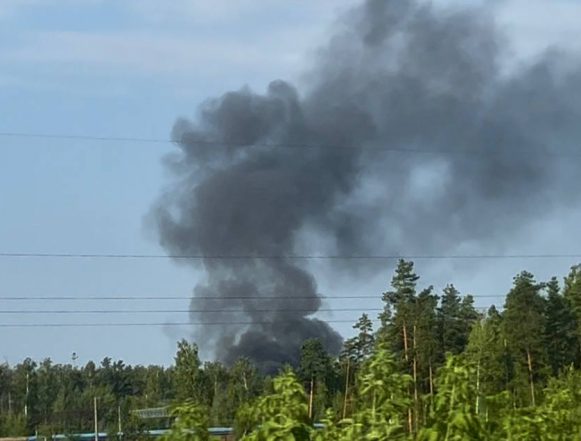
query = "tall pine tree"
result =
(414, 287, 439, 398)
(503, 271, 547, 406)
(379, 260, 420, 432)
(438, 285, 465, 356)
(564, 264, 581, 364)
(544, 277, 578, 375)
(380, 259, 419, 362)
(342, 314, 375, 365)
(298, 339, 333, 420)
(465, 306, 509, 414)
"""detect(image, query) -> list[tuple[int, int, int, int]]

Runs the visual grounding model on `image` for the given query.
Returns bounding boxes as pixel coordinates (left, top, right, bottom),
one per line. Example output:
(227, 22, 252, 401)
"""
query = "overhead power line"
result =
(0, 309, 493, 328)
(0, 294, 506, 302)
(0, 302, 500, 314)
(0, 295, 378, 301)
(1, 252, 580, 260)
(0, 295, 376, 301)
(1, 131, 580, 157)
(0, 307, 387, 314)
(0, 319, 371, 328)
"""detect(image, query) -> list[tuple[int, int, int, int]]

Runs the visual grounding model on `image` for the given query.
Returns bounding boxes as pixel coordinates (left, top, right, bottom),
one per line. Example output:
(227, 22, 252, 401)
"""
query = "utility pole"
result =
(93, 396, 99, 441)
(118, 403, 122, 435)
(308, 377, 314, 420)
(24, 372, 29, 418)
(342, 358, 350, 419)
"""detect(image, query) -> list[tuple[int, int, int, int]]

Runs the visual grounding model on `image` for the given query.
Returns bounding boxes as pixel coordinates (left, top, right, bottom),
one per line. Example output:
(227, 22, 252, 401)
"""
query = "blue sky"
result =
(1, 0, 581, 367)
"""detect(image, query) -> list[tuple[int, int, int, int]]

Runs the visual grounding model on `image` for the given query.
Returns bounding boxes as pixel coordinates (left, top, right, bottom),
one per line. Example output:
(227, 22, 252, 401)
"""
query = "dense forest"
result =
(2, 260, 581, 440)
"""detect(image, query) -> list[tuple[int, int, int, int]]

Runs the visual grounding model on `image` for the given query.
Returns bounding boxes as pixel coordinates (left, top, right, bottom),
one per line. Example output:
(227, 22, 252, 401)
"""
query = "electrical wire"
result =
(1, 252, 580, 260)
(0, 294, 506, 301)
(0, 304, 492, 312)
(1, 131, 580, 157)
(0, 319, 373, 328)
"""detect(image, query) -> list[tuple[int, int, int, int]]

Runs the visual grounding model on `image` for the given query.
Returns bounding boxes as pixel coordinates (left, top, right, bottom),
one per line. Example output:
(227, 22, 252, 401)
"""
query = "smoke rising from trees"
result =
(152, 0, 581, 370)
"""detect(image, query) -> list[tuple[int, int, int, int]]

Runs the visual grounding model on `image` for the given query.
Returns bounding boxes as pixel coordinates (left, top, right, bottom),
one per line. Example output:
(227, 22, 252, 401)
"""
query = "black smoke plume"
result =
(152, 0, 581, 370)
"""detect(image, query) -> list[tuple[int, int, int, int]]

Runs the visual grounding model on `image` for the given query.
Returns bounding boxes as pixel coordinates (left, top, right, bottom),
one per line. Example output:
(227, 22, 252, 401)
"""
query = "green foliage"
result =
(438, 285, 465, 356)
(236, 370, 312, 441)
(503, 271, 548, 406)
(4, 262, 581, 440)
(415, 287, 440, 391)
(123, 413, 150, 441)
(419, 357, 488, 441)
(299, 340, 332, 385)
(544, 277, 578, 375)
(317, 342, 412, 440)
(379, 259, 419, 351)
(535, 368, 581, 439)
(298, 339, 335, 421)
(173, 340, 204, 403)
(222, 357, 262, 424)
(199, 361, 228, 424)
(0, 413, 27, 437)
(342, 314, 375, 365)
(564, 265, 581, 364)
(465, 307, 510, 398)
(162, 401, 209, 441)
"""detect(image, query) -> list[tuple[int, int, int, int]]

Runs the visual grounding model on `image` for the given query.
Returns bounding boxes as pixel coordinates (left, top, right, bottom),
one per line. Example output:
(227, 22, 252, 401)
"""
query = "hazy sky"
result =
(1, 0, 580, 367)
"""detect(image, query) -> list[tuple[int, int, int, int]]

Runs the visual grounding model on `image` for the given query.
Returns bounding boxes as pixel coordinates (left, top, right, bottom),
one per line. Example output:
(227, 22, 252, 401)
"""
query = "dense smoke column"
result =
(155, 80, 353, 371)
(153, 0, 581, 370)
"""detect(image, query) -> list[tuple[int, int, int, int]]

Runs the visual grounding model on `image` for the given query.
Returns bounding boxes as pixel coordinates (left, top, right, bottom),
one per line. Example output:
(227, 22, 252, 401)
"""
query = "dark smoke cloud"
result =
(152, 0, 581, 370)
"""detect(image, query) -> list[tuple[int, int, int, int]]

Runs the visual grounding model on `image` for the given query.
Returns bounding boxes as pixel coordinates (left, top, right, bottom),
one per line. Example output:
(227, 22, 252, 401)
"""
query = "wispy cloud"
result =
(125, 0, 262, 25)
(125, 0, 357, 26)
(0, 0, 101, 19)
(0, 0, 358, 85)
(4, 30, 311, 80)
(3, 0, 580, 92)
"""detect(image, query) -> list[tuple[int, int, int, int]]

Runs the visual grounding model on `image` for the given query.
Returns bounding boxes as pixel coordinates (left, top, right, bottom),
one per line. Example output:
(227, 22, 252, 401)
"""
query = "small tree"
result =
(161, 401, 209, 441)
(236, 370, 312, 441)
(465, 307, 508, 415)
(317, 342, 412, 440)
(342, 314, 375, 365)
(340, 314, 375, 419)
(418, 357, 489, 441)
(173, 340, 203, 403)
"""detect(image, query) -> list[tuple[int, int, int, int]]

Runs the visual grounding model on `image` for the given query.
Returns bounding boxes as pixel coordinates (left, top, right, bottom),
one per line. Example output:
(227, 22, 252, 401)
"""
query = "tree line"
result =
(0, 340, 264, 436)
(2, 260, 581, 439)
